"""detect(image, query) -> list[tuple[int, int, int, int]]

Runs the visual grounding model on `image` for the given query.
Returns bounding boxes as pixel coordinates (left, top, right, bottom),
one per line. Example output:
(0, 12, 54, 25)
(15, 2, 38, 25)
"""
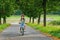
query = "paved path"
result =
(0, 24, 53, 40)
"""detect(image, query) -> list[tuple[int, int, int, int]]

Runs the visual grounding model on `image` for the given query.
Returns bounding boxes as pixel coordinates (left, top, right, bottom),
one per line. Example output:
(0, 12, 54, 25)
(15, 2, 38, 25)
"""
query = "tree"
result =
(37, 10, 42, 24)
(42, 0, 60, 26)
(47, 0, 60, 13)
(2, 1, 10, 23)
(15, 0, 60, 25)
(17, 0, 37, 23)
(0, 2, 2, 24)
(42, 0, 47, 26)
(34, 0, 43, 24)
(0, 0, 15, 24)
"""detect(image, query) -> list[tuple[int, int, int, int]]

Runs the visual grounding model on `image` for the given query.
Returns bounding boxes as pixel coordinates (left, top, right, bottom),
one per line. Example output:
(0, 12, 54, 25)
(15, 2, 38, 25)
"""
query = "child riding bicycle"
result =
(19, 14, 25, 32)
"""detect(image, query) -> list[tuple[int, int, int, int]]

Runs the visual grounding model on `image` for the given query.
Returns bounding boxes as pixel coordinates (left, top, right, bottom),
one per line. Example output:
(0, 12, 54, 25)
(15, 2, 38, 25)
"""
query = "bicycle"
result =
(20, 27, 24, 36)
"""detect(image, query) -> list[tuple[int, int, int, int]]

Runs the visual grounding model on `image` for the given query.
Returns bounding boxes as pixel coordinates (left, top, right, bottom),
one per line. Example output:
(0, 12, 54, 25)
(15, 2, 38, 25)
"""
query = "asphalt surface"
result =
(0, 24, 53, 40)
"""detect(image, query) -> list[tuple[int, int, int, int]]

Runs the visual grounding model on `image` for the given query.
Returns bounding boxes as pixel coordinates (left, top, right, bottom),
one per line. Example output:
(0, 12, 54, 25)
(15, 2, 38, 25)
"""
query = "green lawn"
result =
(41, 15, 60, 21)
(7, 15, 60, 20)
(0, 24, 10, 32)
(6, 15, 60, 23)
(46, 15, 60, 21)
(27, 23, 60, 38)
(6, 15, 60, 24)
(6, 15, 29, 23)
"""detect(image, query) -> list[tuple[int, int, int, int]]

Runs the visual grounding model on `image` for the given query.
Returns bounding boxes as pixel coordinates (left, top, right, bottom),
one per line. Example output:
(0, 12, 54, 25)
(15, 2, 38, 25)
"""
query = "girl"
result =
(19, 14, 25, 31)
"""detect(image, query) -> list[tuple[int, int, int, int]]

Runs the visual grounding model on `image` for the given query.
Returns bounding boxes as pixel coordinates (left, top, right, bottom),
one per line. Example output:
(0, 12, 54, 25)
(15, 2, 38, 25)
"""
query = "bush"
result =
(49, 30, 60, 38)
(49, 21, 60, 25)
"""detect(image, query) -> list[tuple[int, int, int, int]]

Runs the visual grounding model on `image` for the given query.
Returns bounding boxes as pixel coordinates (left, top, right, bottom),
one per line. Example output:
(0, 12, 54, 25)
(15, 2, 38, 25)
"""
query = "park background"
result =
(0, 0, 60, 40)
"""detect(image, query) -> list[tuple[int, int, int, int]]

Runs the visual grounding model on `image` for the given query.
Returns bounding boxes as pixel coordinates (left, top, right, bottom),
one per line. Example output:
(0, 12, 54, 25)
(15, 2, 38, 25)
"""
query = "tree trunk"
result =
(43, 0, 46, 26)
(29, 17, 31, 23)
(38, 13, 41, 24)
(3, 16, 6, 24)
(32, 17, 34, 23)
(44, 9, 46, 26)
(0, 16, 1, 25)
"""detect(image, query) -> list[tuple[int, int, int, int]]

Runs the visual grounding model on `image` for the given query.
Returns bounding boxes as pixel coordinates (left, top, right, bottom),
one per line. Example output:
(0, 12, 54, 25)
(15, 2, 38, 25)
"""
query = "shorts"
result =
(20, 24, 25, 28)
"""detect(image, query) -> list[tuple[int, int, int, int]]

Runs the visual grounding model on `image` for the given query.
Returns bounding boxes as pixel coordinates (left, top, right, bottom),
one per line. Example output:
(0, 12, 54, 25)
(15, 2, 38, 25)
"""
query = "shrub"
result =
(49, 21, 60, 25)
(49, 30, 60, 38)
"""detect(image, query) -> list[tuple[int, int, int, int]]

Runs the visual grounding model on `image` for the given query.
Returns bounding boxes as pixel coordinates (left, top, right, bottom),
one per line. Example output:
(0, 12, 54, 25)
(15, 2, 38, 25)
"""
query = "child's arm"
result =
(19, 19, 21, 24)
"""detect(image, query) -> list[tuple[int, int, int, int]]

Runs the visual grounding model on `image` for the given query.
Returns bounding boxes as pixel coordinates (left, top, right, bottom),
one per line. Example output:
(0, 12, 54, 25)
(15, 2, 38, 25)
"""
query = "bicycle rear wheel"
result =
(22, 28, 24, 35)
(20, 27, 24, 36)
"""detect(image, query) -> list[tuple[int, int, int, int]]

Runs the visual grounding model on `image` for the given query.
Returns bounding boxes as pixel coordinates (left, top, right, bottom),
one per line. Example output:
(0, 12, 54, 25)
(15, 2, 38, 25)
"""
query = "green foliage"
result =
(49, 30, 60, 38)
(0, 0, 15, 17)
(15, 0, 43, 19)
(14, 9, 22, 15)
(0, 24, 10, 32)
(47, 0, 60, 12)
(47, 11, 60, 15)
(49, 21, 60, 25)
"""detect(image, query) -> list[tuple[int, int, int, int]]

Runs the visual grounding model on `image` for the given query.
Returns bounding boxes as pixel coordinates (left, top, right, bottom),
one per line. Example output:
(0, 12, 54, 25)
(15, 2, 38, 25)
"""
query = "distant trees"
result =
(0, 0, 60, 26)
(0, 0, 15, 24)
(16, 0, 42, 23)
(15, 0, 60, 26)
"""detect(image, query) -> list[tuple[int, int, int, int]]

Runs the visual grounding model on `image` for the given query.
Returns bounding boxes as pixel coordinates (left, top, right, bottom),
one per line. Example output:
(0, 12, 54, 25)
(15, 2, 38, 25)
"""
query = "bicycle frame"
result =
(20, 27, 24, 35)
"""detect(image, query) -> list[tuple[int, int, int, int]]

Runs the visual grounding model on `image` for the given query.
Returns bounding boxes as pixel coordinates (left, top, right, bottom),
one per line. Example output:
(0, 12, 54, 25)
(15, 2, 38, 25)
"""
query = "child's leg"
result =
(24, 25, 26, 31)
(20, 27, 21, 30)
(24, 24, 25, 30)
(20, 27, 21, 32)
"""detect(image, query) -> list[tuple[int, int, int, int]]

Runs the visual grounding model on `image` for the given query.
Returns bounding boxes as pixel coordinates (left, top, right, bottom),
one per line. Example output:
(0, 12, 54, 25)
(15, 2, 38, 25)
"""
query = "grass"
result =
(6, 15, 29, 23)
(5, 15, 60, 23)
(46, 15, 60, 21)
(0, 24, 10, 32)
(27, 23, 60, 38)
(41, 15, 60, 21)
(7, 15, 60, 20)
(48, 21, 60, 25)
